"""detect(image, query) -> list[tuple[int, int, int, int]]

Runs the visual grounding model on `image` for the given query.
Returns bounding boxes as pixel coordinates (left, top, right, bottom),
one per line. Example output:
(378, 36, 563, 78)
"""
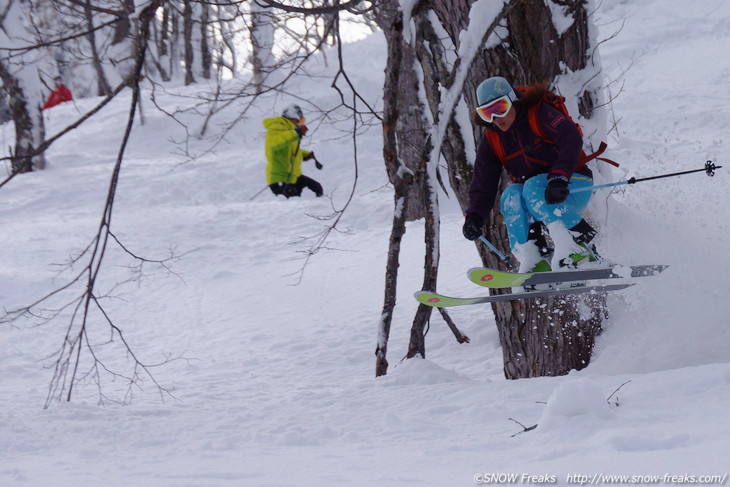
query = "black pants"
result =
(269, 175, 323, 198)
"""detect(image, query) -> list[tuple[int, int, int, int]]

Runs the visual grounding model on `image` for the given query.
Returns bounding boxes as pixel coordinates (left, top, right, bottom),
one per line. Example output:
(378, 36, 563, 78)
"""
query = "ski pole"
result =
(572, 160, 722, 193)
(478, 235, 515, 270)
(249, 186, 269, 201)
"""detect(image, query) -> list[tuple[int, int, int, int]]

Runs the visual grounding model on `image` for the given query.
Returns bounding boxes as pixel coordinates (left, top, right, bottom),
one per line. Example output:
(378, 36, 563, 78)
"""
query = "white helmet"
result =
(282, 104, 303, 120)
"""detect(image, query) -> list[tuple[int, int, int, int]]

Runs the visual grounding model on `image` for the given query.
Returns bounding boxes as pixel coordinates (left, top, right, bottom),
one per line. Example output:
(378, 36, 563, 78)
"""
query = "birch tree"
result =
(0, 0, 48, 173)
(250, 1, 276, 93)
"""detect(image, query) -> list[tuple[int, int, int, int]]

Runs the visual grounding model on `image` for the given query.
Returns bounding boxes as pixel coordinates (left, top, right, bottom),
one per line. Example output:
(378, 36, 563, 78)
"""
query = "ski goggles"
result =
(476, 95, 513, 123)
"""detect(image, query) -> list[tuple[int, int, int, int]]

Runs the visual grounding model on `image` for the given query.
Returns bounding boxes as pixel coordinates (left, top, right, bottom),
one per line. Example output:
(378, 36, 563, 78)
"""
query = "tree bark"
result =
(374, 2, 429, 222)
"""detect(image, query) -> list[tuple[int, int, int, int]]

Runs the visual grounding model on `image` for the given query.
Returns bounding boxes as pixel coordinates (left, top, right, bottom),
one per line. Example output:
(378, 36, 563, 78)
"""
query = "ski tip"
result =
(466, 267, 485, 280)
(414, 290, 437, 299)
(467, 269, 497, 283)
(467, 266, 530, 287)
(414, 291, 446, 307)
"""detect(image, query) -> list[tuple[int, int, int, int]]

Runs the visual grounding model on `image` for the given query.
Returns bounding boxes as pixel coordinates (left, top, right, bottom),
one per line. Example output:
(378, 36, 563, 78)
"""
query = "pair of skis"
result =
(415, 264, 668, 307)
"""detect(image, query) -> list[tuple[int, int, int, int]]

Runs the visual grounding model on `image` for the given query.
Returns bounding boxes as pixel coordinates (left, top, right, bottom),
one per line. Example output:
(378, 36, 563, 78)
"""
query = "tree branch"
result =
(254, 0, 372, 15)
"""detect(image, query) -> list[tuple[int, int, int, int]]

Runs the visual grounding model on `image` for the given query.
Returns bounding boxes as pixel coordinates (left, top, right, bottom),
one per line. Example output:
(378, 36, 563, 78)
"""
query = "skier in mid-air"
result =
(418, 76, 708, 306)
(461, 76, 600, 272)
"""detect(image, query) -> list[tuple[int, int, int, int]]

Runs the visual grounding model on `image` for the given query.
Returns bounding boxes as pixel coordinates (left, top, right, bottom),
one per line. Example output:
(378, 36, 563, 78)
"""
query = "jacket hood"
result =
(263, 117, 296, 130)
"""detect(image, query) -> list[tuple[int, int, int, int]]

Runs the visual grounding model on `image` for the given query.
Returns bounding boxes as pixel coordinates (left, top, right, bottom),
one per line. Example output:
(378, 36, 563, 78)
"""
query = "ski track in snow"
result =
(1, 1, 730, 485)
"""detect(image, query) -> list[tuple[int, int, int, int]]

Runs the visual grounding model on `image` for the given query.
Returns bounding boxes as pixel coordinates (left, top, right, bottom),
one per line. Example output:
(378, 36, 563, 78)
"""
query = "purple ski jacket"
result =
(465, 103, 591, 221)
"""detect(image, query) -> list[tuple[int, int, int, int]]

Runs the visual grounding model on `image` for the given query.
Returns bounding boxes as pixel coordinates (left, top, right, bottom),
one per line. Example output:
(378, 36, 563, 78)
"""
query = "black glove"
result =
(462, 213, 483, 241)
(545, 174, 570, 204)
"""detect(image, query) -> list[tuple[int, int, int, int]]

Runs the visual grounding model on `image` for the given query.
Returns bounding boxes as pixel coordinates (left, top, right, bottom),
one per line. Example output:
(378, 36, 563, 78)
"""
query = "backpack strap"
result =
(484, 128, 506, 167)
(484, 113, 621, 174)
(486, 112, 551, 170)
(527, 105, 546, 141)
(527, 106, 620, 171)
(578, 141, 620, 169)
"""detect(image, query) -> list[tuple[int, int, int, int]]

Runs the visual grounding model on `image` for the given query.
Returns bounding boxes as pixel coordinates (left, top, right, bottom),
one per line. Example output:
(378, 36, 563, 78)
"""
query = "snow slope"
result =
(2, 1, 730, 485)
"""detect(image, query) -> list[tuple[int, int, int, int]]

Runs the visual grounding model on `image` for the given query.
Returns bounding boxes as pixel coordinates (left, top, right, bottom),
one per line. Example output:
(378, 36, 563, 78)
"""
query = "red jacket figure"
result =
(42, 78, 73, 110)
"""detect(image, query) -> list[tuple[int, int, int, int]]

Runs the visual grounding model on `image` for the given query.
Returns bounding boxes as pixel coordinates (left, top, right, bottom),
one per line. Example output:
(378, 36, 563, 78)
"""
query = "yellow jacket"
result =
(264, 117, 312, 184)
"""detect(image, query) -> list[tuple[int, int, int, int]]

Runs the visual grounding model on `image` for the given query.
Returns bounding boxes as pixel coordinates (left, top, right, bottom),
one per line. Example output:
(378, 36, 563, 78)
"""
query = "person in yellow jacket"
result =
(264, 104, 324, 198)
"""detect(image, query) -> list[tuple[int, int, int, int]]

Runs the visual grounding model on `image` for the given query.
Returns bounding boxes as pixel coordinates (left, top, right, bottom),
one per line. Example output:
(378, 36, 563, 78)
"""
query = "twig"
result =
(509, 418, 538, 437)
(437, 308, 470, 343)
(606, 379, 632, 406)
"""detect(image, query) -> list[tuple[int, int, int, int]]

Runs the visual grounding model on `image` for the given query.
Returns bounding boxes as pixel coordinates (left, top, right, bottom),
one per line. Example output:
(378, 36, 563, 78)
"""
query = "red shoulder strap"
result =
(527, 105, 546, 141)
(578, 141, 620, 169)
(514, 86, 621, 171)
(484, 128, 506, 168)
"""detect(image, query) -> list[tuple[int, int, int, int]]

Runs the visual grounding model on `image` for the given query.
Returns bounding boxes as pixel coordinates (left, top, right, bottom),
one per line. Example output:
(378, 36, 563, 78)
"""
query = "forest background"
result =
(2, 0, 729, 485)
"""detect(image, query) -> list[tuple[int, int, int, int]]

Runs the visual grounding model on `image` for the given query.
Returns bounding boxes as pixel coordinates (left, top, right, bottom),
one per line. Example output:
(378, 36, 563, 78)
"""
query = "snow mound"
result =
(538, 378, 615, 431)
(377, 357, 468, 386)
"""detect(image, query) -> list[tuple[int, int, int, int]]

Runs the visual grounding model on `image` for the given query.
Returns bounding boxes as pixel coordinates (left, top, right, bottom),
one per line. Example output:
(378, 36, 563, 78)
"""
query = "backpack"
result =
(484, 85, 619, 171)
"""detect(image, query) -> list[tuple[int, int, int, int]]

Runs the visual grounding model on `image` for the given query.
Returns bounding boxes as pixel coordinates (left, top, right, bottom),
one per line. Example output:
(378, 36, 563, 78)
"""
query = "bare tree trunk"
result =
(170, 8, 180, 80)
(374, 2, 428, 222)
(200, 3, 212, 80)
(376, 175, 410, 376)
(375, 8, 408, 377)
(406, 140, 437, 359)
(374, 2, 445, 374)
(83, 0, 113, 96)
(159, 6, 170, 59)
(183, 0, 195, 85)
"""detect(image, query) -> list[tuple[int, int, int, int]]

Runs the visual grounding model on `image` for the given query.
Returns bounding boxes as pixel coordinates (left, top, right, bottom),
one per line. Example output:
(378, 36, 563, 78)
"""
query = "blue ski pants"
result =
(499, 174, 593, 249)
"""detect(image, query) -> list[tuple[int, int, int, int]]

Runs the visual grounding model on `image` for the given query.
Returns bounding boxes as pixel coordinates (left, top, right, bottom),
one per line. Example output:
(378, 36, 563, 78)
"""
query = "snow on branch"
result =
(420, 0, 520, 180)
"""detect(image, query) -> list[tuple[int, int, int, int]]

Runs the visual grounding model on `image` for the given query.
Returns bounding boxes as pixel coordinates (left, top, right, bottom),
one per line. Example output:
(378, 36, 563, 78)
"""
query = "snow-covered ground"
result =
(2, 1, 730, 485)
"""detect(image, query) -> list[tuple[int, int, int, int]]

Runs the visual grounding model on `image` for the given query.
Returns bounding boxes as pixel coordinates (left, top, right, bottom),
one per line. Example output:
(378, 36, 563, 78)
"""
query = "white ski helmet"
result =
(282, 104, 304, 120)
